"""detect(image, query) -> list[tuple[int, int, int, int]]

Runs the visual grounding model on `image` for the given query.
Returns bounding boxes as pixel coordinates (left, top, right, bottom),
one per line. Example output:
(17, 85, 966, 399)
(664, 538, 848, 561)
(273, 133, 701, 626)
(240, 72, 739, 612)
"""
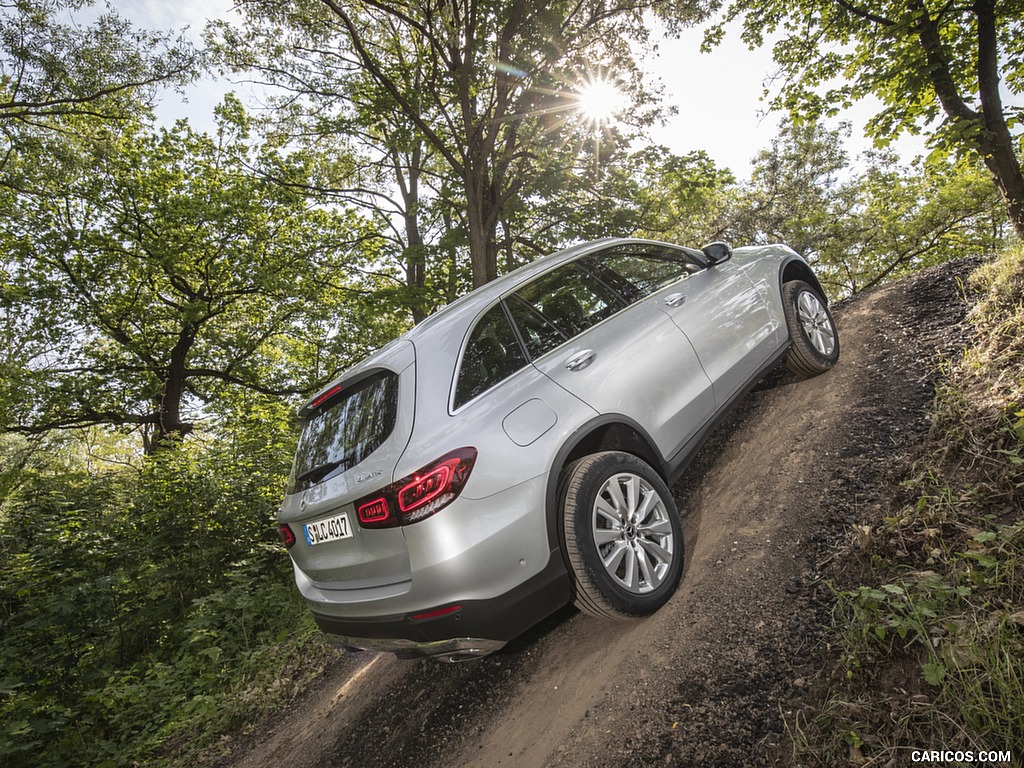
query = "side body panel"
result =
(660, 254, 781, 407)
(530, 294, 715, 463)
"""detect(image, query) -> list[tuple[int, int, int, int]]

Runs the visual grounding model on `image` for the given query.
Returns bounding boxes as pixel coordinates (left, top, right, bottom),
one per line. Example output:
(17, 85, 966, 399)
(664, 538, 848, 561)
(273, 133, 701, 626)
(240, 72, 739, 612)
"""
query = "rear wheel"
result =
(783, 280, 839, 376)
(559, 452, 684, 619)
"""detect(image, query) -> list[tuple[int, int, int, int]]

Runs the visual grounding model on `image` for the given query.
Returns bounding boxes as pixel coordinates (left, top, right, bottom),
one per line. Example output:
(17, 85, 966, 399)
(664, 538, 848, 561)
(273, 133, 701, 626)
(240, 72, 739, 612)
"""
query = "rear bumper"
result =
(311, 551, 570, 659)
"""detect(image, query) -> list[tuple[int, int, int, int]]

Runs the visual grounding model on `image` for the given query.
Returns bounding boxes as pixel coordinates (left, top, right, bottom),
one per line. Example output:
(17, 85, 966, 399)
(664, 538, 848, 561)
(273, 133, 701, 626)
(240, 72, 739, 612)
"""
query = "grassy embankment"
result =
(794, 246, 1024, 764)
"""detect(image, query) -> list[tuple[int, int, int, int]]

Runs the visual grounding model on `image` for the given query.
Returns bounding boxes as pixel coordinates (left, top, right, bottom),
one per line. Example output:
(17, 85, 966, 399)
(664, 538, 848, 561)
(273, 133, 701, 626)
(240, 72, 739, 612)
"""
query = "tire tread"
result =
(783, 280, 839, 376)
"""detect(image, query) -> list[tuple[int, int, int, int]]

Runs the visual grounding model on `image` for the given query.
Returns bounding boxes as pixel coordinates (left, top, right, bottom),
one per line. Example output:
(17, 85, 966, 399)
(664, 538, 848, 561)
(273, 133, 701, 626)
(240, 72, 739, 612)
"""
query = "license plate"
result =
(303, 513, 353, 546)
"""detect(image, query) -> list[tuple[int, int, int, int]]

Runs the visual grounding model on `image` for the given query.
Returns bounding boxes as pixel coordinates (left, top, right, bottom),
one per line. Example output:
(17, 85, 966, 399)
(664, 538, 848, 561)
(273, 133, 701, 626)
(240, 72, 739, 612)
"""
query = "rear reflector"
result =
(355, 447, 477, 529)
(410, 605, 462, 622)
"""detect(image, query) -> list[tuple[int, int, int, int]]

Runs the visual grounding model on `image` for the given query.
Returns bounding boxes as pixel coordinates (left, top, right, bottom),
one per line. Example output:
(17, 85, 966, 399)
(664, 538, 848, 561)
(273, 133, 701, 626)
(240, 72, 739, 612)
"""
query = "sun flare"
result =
(577, 77, 624, 124)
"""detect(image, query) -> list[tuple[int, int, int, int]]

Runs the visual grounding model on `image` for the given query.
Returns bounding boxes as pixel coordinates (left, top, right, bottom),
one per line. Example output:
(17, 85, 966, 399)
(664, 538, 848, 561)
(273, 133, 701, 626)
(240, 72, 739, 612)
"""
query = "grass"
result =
(791, 246, 1024, 766)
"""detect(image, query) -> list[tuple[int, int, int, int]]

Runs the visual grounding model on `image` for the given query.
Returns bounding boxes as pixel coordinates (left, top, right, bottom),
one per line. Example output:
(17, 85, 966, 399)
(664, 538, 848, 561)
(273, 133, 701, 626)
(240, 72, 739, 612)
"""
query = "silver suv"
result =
(278, 238, 839, 660)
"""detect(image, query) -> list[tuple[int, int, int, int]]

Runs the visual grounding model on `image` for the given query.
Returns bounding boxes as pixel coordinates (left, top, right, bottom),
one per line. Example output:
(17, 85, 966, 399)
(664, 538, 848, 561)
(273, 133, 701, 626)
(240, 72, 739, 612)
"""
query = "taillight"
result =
(356, 497, 389, 524)
(355, 447, 477, 529)
(278, 524, 296, 549)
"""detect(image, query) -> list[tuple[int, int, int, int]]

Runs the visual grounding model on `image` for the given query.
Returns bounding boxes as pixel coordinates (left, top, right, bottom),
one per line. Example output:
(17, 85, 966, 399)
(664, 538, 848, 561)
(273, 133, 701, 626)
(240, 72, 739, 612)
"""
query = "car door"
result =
(504, 256, 715, 464)
(618, 247, 777, 407)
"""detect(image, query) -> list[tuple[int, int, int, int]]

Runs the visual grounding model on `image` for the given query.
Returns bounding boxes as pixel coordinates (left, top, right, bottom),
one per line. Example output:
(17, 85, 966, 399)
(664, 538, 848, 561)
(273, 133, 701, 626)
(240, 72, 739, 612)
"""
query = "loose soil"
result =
(219, 257, 981, 768)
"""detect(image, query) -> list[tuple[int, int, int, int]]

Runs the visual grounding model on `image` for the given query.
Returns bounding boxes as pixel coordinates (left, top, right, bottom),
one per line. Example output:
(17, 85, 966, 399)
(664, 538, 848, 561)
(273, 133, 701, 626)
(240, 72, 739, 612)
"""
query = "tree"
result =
(284, 63, 468, 323)
(707, 0, 1024, 239)
(1, 0, 196, 139)
(727, 119, 1007, 295)
(212, 0, 706, 288)
(729, 119, 855, 260)
(510, 142, 736, 253)
(1, 100, 399, 451)
(822, 152, 1006, 293)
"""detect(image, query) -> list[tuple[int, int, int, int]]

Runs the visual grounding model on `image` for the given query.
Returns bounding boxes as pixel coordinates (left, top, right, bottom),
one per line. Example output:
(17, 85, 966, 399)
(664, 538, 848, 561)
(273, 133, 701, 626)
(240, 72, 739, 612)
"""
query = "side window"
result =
(505, 296, 566, 359)
(507, 263, 627, 358)
(454, 303, 529, 408)
(596, 247, 703, 300)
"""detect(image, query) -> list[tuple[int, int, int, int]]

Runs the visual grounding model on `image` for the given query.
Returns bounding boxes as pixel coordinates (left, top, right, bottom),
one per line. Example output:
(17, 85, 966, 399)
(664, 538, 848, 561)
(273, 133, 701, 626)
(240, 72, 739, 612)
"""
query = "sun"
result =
(577, 77, 625, 125)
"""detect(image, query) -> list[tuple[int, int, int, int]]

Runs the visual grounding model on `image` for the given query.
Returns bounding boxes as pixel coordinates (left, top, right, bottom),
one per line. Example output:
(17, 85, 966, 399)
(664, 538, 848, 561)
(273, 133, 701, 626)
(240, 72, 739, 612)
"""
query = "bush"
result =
(0, 404, 336, 767)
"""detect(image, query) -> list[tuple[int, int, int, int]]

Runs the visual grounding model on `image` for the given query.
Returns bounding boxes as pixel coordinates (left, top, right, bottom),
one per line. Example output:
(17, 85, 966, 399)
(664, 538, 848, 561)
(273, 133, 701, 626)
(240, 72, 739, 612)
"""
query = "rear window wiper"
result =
(296, 454, 354, 485)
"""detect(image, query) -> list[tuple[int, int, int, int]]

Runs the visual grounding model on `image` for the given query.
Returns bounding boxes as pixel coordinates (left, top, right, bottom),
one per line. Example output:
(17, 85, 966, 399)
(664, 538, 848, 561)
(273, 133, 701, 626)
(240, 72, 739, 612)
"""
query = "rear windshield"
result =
(291, 371, 399, 492)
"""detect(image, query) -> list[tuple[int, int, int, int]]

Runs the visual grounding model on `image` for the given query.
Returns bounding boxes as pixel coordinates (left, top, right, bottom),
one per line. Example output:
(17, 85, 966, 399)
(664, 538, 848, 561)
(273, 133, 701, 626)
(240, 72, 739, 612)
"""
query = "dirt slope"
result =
(220, 257, 979, 768)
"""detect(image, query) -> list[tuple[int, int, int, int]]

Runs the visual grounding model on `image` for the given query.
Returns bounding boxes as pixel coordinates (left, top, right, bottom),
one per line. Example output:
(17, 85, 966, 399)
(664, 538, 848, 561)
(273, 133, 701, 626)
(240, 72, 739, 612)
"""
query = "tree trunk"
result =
(151, 328, 195, 453)
(465, 162, 500, 287)
(396, 146, 428, 324)
(976, 132, 1024, 240)
(973, 0, 1024, 239)
(442, 211, 461, 304)
(914, 0, 1024, 239)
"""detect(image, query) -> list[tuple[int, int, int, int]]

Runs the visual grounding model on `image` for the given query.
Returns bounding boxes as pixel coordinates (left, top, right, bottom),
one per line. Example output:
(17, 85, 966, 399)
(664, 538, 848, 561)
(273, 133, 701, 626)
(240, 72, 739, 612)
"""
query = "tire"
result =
(559, 452, 684, 619)
(783, 280, 840, 376)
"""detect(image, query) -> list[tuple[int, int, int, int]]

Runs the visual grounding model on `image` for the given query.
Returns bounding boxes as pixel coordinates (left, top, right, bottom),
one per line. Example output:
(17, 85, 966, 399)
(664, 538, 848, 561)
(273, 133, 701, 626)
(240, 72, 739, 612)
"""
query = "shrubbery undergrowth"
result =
(0, 402, 338, 768)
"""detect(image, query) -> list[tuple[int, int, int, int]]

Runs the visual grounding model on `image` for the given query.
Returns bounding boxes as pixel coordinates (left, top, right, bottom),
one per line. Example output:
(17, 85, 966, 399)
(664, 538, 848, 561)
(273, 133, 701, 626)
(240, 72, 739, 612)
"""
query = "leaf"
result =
(922, 661, 947, 686)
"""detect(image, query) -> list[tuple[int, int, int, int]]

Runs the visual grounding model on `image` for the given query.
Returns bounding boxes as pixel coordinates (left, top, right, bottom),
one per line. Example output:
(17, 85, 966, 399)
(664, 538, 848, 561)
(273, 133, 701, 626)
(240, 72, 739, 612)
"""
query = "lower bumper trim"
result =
(310, 548, 571, 657)
(325, 634, 506, 662)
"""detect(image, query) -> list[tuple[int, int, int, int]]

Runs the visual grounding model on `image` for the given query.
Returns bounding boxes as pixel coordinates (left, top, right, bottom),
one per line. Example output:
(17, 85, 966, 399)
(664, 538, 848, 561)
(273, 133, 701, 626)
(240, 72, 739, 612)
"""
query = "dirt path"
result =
(219, 257, 979, 768)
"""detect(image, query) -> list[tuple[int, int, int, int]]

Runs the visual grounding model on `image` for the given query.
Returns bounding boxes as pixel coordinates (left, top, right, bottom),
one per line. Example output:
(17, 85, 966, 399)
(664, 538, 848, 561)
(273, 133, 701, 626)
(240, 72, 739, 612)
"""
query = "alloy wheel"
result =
(797, 290, 836, 357)
(591, 472, 676, 594)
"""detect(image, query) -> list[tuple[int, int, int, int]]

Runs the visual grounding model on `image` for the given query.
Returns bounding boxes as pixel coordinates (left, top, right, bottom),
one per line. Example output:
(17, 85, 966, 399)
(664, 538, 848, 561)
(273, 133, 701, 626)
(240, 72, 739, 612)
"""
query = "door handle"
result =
(564, 349, 596, 371)
(664, 292, 687, 307)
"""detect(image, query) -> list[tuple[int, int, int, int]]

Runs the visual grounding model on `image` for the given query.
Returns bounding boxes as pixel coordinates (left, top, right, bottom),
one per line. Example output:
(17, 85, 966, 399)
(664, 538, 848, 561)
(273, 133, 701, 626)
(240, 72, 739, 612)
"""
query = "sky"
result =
(646, 23, 790, 174)
(642, 22, 942, 175)
(122, 0, 931, 178)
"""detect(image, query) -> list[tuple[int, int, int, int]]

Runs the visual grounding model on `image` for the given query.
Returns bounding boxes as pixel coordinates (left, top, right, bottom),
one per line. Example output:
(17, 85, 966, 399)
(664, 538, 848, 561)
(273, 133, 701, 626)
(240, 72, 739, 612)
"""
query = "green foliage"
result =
(210, 0, 715, 289)
(505, 144, 736, 255)
(729, 119, 853, 261)
(824, 521, 1024, 760)
(729, 119, 1009, 296)
(0, 1, 197, 132)
(1, 100, 403, 448)
(710, 0, 1024, 147)
(0, 402, 335, 768)
(709, 0, 1024, 237)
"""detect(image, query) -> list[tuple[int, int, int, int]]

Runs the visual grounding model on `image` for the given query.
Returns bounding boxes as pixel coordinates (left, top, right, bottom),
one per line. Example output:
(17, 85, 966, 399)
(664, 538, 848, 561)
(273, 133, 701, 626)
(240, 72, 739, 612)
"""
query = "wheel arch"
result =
(779, 257, 828, 304)
(543, 416, 666, 550)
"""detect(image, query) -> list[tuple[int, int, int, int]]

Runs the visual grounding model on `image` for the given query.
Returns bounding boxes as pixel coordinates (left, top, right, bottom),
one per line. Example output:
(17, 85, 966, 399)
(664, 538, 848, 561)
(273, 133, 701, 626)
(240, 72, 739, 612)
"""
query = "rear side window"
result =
(454, 303, 528, 408)
(507, 263, 626, 357)
(292, 372, 398, 491)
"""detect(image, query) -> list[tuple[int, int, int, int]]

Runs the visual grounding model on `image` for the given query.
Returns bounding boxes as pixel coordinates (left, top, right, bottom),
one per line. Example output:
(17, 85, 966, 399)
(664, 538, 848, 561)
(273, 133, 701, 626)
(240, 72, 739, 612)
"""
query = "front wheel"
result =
(560, 452, 684, 620)
(783, 280, 840, 376)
